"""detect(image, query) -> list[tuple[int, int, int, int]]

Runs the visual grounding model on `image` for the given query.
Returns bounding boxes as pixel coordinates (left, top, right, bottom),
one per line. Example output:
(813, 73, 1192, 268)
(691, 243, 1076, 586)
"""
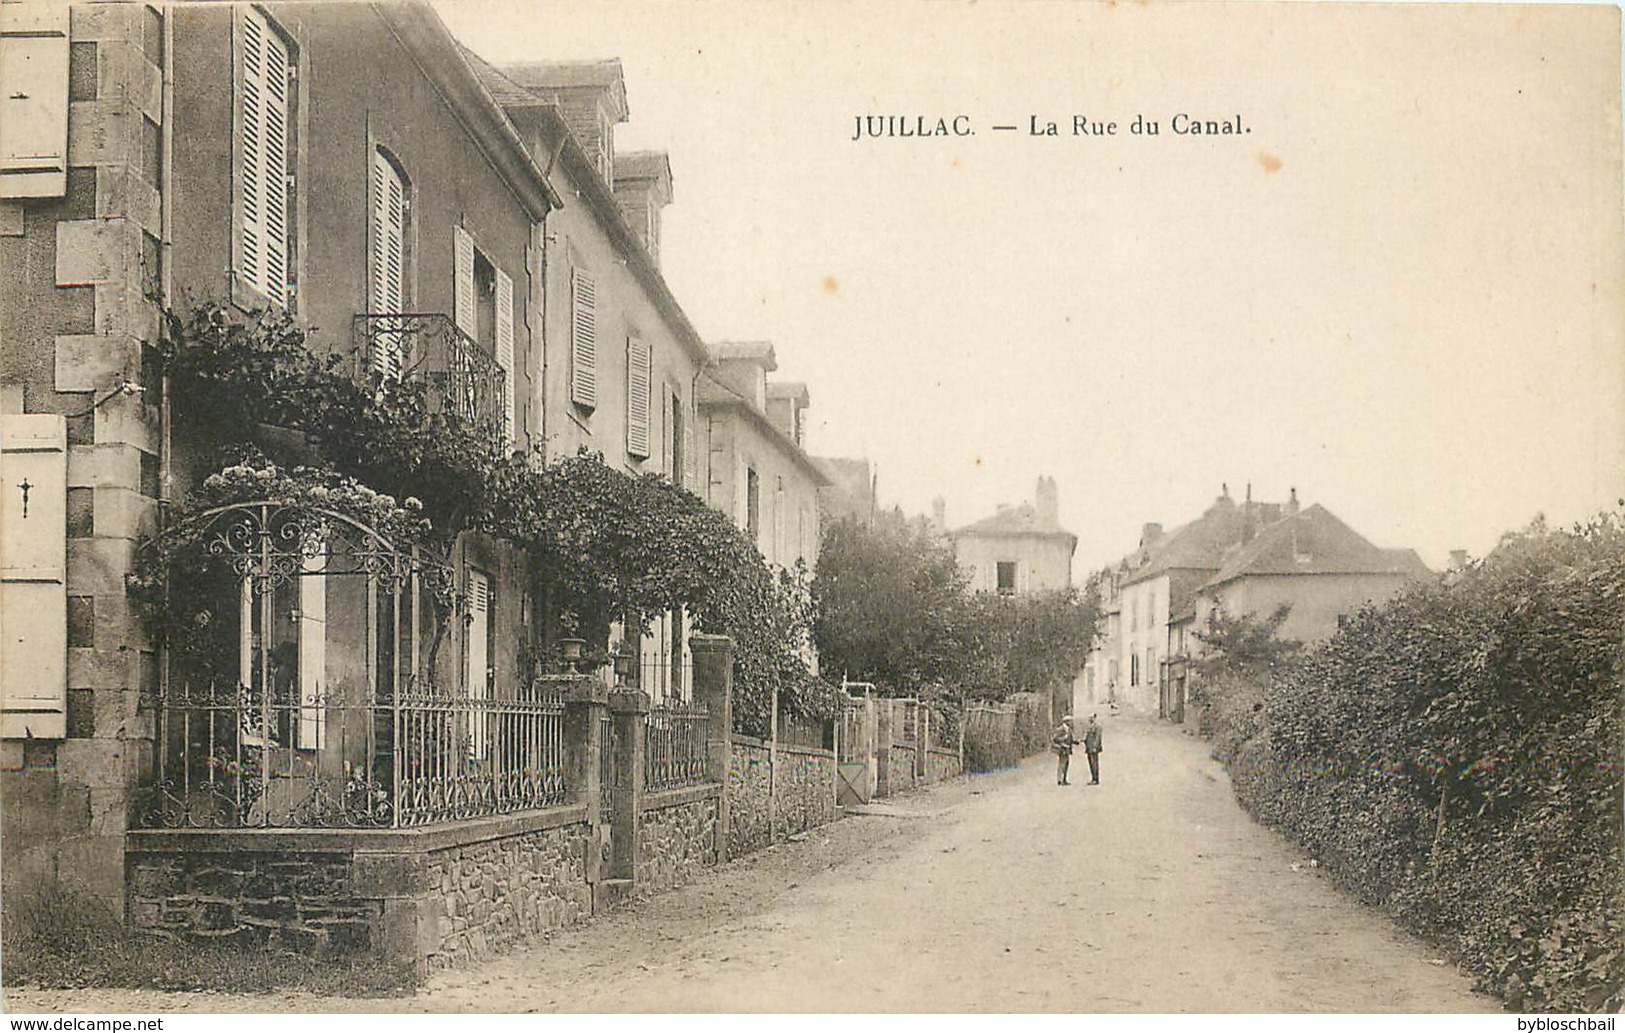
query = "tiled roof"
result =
(1120, 498, 1276, 586)
(1205, 504, 1434, 586)
(953, 503, 1076, 542)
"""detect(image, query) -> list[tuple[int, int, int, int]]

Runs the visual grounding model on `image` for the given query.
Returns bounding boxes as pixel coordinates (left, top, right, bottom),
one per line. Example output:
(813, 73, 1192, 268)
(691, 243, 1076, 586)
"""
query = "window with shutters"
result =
(368, 148, 408, 378)
(0, 5, 70, 199)
(746, 467, 760, 545)
(452, 227, 515, 446)
(996, 561, 1017, 595)
(570, 267, 597, 410)
(234, 6, 295, 309)
(626, 335, 651, 459)
(668, 391, 684, 487)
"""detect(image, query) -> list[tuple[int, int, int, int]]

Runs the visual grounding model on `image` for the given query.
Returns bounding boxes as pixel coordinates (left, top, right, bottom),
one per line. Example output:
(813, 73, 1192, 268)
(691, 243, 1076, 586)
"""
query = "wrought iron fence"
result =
(353, 313, 506, 433)
(643, 701, 710, 792)
(138, 681, 568, 829)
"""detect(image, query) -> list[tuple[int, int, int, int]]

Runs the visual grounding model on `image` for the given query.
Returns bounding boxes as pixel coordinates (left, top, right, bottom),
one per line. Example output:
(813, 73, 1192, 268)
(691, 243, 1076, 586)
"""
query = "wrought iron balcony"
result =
(352, 313, 506, 433)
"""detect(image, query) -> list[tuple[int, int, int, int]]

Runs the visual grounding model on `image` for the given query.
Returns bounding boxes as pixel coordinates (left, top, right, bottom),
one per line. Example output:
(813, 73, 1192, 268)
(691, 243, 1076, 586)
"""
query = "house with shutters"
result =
(698, 342, 830, 573)
(463, 55, 712, 702)
(0, 0, 745, 947)
(949, 477, 1077, 597)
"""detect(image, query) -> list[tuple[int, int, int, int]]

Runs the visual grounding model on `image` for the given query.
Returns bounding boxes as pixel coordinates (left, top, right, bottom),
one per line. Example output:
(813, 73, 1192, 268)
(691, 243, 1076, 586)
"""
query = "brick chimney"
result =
(613, 151, 673, 265)
(1035, 476, 1059, 531)
(1139, 522, 1164, 547)
(931, 496, 947, 531)
(496, 59, 628, 185)
(1286, 486, 1300, 516)
(1448, 549, 1468, 571)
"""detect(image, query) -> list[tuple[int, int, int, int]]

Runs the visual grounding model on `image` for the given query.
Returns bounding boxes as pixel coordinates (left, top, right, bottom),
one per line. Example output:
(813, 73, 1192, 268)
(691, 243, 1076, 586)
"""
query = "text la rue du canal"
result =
(851, 113, 1248, 140)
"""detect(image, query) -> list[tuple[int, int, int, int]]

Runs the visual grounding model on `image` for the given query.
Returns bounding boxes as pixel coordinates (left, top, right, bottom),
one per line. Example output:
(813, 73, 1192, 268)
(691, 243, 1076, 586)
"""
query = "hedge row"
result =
(1204, 515, 1623, 1012)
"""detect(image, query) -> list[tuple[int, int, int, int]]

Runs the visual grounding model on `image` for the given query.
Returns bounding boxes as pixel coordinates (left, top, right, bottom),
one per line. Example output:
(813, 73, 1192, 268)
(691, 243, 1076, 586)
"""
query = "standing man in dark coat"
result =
(1052, 716, 1079, 785)
(1083, 713, 1104, 784)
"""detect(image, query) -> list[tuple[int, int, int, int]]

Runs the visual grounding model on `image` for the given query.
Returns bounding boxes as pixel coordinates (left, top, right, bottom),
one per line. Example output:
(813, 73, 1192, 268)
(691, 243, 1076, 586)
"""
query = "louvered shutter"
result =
(682, 408, 696, 490)
(238, 8, 291, 307)
(369, 150, 406, 377)
(626, 335, 651, 458)
(1, 415, 67, 739)
(570, 268, 597, 409)
(0, 4, 70, 199)
(495, 267, 515, 447)
(453, 225, 476, 338)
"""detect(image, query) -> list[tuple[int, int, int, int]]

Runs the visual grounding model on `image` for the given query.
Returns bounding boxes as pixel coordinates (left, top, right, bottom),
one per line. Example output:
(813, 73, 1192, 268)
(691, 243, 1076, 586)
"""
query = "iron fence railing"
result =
(138, 681, 567, 829)
(352, 313, 506, 433)
(644, 701, 710, 792)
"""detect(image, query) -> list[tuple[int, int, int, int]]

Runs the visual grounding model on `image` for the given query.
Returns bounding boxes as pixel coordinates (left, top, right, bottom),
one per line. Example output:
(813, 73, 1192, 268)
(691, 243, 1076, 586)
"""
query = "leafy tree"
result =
(1192, 602, 1301, 678)
(812, 511, 966, 694)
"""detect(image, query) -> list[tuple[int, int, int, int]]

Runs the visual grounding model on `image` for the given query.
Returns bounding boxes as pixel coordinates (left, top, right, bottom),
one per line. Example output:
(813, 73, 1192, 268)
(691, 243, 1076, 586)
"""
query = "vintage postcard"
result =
(0, 0, 1619, 1018)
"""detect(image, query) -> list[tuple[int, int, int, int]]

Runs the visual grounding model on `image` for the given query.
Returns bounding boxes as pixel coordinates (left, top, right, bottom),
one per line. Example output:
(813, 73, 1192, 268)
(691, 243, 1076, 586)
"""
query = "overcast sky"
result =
(436, 0, 1623, 572)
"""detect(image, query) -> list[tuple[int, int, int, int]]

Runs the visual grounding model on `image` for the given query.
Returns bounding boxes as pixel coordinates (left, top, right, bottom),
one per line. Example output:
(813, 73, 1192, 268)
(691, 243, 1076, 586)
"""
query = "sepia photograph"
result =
(0, 0, 1621, 1017)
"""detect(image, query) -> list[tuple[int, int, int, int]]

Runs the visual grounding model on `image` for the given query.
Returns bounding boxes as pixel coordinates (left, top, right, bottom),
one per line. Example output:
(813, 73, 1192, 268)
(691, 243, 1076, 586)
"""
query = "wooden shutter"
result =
(495, 267, 515, 447)
(453, 224, 476, 338)
(570, 268, 597, 408)
(238, 8, 291, 307)
(0, 4, 69, 199)
(1, 415, 66, 739)
(682, 405, 696, 490)
(626, 335, 651, 458)
(369, 150, 406, 377)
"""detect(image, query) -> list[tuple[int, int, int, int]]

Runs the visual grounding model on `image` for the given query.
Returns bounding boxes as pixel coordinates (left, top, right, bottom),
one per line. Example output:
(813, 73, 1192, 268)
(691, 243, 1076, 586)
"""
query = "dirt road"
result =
(7, 715, 1499, 1013)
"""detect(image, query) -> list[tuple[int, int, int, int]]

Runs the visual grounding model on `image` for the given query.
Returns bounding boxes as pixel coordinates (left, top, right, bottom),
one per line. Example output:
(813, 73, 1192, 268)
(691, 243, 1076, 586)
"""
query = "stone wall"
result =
(775, 742, 836, 836)
(424, 818, 592, 967)
(728, 737, 773, 857)
(127, 847, 381, 956)
(637, 785, 720, 894)
(886, 743, 918, 795)
(125, 806, 595, 971)
(924, 747, 962, 784)
(727, 735, 835, 857)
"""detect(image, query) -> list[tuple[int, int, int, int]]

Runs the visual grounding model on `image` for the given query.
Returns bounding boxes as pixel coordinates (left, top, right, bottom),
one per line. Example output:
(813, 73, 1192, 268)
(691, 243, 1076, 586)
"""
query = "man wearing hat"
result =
(1082, 713, 1104, 784)
(1051, 716, 1080, 785)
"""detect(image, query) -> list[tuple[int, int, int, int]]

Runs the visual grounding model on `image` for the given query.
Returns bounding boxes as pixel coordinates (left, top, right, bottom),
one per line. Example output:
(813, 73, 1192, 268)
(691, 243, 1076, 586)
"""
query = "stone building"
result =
(950, 477, 1077, 596)
(0, 0, 827, 964)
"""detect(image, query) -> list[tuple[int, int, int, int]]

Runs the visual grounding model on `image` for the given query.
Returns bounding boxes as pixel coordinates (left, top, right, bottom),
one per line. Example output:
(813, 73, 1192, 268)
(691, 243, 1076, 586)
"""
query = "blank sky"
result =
(435, 0, 1624, 571)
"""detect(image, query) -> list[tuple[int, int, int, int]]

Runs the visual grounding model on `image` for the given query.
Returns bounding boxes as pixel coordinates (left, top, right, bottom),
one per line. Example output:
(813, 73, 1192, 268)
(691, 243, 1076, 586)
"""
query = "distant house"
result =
(950, 477, 1077, 596)
(1085, 485, 1281, 714)
(814, 455, 877, 525)
(1090, 486, 1434, 720)
(1191, 500, 1432, 647)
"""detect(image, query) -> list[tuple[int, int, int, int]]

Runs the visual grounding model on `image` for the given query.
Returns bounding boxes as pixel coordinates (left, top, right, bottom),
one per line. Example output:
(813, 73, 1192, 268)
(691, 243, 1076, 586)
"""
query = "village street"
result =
(8, 716, 1498, 1014)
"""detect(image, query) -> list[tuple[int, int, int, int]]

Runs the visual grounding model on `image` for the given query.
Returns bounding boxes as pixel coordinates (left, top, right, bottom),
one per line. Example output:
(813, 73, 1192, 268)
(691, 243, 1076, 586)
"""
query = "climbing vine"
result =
(144, 303, 833, 724)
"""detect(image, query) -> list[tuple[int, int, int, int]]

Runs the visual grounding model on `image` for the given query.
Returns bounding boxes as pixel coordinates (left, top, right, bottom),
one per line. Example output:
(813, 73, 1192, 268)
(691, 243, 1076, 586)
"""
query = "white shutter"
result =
(626, 335, 651, 458)
(682, 405, 696, 490)
(238, 8, 291, 307)
(570, 268, 597, 409)
(495, 267, 515, 447)
(369, 150, 406, 377)
(1, 415, 66, 738)
(0, 5, 69, 199)
(453, 224, 476, 338)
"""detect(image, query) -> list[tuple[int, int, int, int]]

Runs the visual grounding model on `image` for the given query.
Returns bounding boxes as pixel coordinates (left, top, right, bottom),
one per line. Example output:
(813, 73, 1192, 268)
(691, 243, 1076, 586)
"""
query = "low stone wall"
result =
(637, 784, 721, 894)
(425, 815, 592, 967)
(728, 736, 836, 857)
(126, 805, 594, 970)
(885, 743, 918, 795)
(775, 741, 836, 837)
(924, 747, 962, 784)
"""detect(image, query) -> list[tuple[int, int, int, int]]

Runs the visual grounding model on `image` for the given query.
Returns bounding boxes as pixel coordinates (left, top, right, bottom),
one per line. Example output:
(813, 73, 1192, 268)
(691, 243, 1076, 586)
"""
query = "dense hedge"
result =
(1205, 515, 1623, 1012)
